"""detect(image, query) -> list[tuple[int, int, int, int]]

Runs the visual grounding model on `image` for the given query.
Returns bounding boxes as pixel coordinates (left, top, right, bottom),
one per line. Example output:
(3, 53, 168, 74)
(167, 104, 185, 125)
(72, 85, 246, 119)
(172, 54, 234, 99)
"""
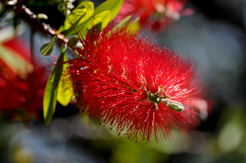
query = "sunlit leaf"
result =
(58, 1, 94, 37)
(80, 10, 110, 34)
(94, 0, 123, 21)
(43, 44, 67, 125)
(57, 54, 74, 107)
(94, 11, 111, 30)
(126, 17, 140, 33)
(40, 37, 56, 56)
(58, 0, 123, 38)
(75, 10, 111, 40)
(112, 15, 132, 32)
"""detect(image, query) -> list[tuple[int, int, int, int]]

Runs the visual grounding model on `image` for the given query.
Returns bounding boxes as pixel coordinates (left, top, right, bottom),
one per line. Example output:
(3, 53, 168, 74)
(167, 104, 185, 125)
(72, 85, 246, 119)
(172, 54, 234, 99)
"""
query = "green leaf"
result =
(53, 45, 66, 88)
(59, 0, 123, 38)
(40, 37, 56, 56)
(94, 11, 111, 30)
(94, 0, 123, 21)
(112, 15, 132, 32)
(88, 21, 102, 35)
(57, 54, 74, 107)
(43, 44, 67, 125)
(58, 1, 94, 37)
(67, 37, 80, 49)
(75, 10, 111, 39)
(43, 75, 58, 125)
(126, 17, 140, 33)
(83, 10, 111, 33)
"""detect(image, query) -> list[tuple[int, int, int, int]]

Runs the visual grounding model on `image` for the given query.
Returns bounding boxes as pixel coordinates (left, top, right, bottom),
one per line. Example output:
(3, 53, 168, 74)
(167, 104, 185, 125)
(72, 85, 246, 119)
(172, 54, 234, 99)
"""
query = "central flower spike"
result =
(69, 26, 202, 141)
(147, 86, 185, 112)
(147, 90, 161, 110)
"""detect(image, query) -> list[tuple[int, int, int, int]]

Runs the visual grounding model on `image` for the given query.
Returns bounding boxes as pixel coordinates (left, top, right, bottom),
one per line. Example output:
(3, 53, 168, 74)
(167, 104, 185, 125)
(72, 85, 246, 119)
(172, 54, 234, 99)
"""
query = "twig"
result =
(3, 0, 68, 44)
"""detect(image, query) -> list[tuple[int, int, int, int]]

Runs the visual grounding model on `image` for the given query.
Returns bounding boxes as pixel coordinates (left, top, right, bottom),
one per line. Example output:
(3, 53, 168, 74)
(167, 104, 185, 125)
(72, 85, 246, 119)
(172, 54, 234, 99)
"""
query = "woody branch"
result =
(1, 0, 68, 44)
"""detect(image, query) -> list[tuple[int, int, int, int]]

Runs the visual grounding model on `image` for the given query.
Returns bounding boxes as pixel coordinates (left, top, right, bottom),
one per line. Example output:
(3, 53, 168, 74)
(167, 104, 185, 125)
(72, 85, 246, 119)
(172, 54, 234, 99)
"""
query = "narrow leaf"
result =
(43, 75, 57, 124)
(112, 15, 132, 32)
(43, 44, 67, 125)
(57, 54, 74, 107)
(126, 17, 140, 33)
(53, 44, 67, 87)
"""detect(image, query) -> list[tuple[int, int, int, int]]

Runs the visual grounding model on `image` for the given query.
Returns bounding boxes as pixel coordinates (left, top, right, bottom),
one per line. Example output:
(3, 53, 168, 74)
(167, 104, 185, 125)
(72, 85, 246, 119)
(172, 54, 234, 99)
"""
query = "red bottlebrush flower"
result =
(69, 28, 203, 142)
(116, 0, 193, 31)
(0, 38, 47, 120)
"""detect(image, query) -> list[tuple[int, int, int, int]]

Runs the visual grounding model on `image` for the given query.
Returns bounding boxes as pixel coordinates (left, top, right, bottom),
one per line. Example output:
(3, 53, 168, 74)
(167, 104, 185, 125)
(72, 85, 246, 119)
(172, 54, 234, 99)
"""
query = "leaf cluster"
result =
(42, 0, 130, 125)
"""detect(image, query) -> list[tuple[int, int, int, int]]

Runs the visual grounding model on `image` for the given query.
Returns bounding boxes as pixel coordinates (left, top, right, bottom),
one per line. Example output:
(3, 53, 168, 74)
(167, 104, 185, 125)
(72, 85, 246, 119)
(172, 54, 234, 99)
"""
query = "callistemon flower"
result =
(69, 28, 202, 141)
(0, 38, 46, 120)
(117, 0, 193, 31)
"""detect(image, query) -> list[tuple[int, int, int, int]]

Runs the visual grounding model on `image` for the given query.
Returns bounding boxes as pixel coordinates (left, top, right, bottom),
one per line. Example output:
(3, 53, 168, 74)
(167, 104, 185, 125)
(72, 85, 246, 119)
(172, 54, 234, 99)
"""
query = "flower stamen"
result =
(147, 90, 161, 111)
(147, 86, 184, 112)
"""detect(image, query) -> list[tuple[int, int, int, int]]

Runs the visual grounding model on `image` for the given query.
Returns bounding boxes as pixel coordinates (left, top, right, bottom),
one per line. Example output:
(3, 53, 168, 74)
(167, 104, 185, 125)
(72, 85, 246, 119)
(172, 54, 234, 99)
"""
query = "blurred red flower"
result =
(69, 28, 204, 142)
(0, 38, 47, 121)
(116, 0, 193, 31)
